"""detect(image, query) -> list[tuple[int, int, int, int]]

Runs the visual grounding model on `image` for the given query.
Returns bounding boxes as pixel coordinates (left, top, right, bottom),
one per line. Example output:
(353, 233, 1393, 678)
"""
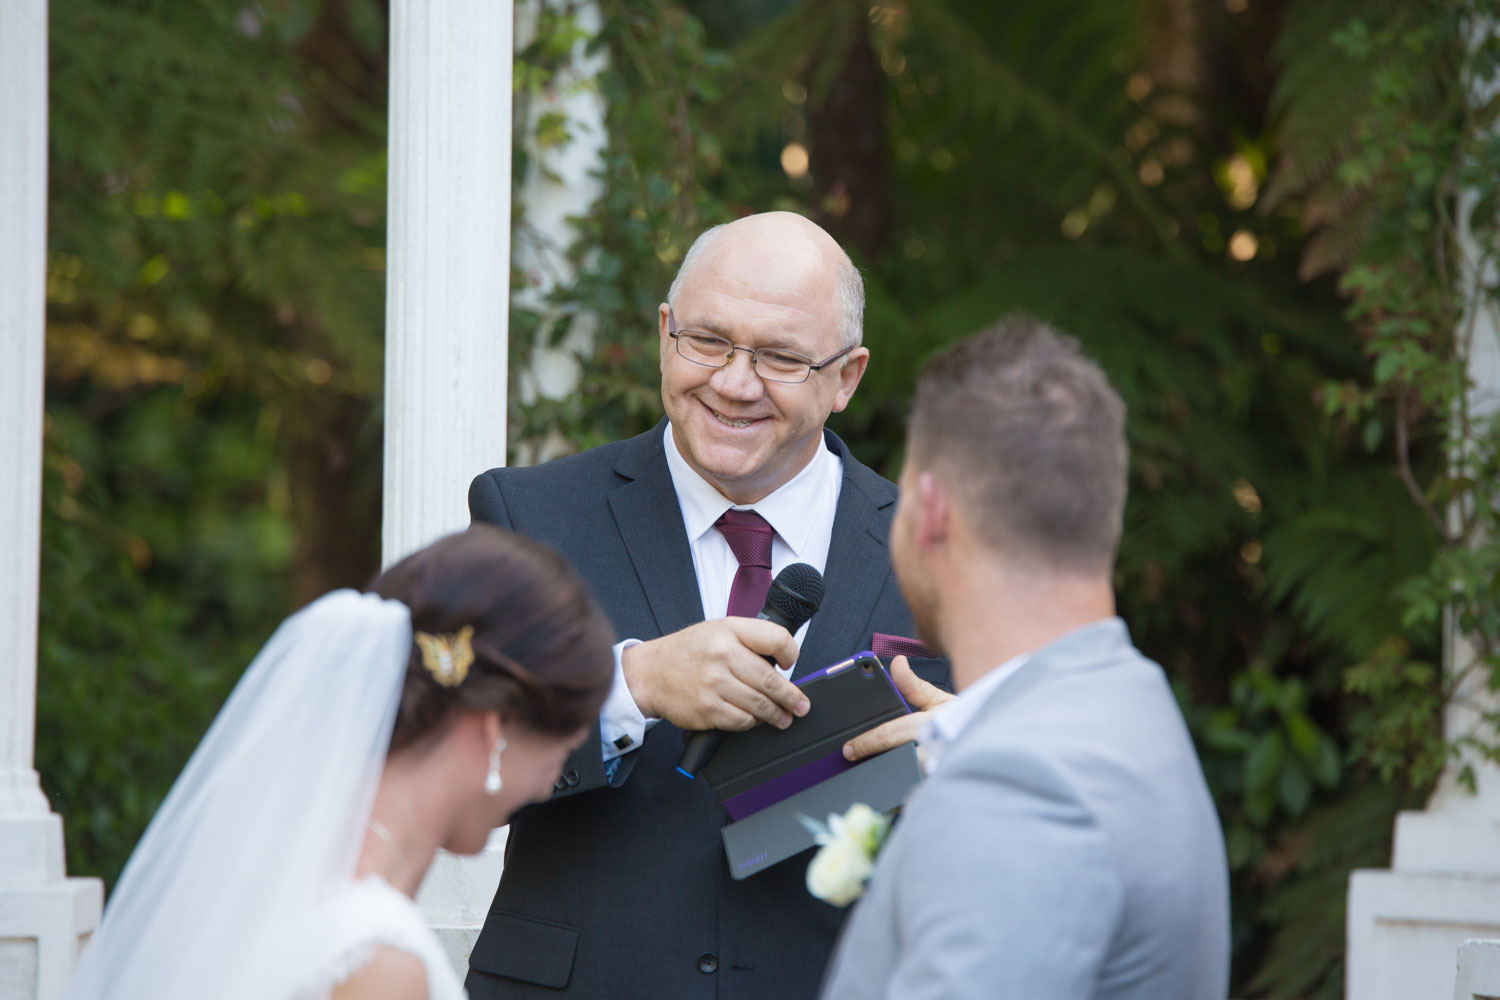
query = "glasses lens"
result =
(754, 349, 812, 382)
(677, 332, 732, 365)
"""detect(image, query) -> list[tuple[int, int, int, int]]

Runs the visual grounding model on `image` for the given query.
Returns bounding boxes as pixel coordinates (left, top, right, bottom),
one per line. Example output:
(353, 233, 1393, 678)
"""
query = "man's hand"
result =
(621, 618, 810, 732)
(842, 655, 955, 761)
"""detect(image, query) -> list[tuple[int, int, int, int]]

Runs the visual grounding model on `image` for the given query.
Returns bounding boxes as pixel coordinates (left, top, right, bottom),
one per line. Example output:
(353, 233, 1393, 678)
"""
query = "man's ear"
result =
(917, 471, 952, 549)
(830, 347, 870, 413)
(658, 303, 673, 370)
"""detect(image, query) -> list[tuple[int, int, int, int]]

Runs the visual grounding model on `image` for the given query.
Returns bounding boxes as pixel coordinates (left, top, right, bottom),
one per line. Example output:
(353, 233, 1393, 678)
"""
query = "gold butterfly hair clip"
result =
(415, 625, 476, 687)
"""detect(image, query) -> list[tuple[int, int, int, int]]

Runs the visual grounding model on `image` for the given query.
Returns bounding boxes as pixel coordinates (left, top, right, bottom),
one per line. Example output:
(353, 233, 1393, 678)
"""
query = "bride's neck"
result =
(358, 755, 447, 897)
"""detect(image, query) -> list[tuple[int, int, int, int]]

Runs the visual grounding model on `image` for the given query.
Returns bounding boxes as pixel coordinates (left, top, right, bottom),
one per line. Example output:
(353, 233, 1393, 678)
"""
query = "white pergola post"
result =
(1456, 940, 1500, 1000)
(0, 3, 103, 999)
(1346, 17, 1500, 999)
(383, 0, 513, 977)
(383, 0, 513, 567)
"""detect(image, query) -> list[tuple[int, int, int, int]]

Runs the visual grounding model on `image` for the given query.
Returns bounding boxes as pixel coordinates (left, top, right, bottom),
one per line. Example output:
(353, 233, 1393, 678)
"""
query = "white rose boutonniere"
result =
(801, 802, 893, 907)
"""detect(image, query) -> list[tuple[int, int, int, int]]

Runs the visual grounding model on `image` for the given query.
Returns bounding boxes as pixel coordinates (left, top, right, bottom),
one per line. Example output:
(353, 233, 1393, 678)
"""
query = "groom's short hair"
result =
(909, 315, 1128, 575)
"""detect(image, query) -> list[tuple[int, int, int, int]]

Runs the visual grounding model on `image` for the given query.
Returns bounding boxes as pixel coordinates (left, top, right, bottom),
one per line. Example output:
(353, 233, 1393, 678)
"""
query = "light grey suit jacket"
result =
(820, 619, 1229, 1000)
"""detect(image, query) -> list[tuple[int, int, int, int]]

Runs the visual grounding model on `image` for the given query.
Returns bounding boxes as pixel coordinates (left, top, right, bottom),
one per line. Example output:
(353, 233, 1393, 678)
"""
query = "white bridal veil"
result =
(64, 590, 412, 1000)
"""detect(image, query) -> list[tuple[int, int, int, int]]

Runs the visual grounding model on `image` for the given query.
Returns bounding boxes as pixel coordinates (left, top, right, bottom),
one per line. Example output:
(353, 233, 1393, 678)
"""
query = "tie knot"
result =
(716, 509, 774, 570)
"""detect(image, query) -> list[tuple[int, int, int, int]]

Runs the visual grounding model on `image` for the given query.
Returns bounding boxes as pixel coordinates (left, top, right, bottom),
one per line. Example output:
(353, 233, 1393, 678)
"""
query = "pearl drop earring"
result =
(485, 736, 507, 796)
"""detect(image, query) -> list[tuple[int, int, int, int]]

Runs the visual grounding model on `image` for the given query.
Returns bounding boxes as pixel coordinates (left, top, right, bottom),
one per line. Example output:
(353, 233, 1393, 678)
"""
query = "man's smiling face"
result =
(657, 218, 867, 505)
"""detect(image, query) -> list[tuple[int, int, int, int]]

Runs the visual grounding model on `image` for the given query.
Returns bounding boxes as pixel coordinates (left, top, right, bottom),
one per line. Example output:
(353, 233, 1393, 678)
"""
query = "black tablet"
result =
(700, 651, 925, 879)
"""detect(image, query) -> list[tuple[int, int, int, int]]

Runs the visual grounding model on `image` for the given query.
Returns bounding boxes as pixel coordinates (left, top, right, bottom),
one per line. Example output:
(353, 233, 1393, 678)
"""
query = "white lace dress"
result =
(286, 876, 467, 1000)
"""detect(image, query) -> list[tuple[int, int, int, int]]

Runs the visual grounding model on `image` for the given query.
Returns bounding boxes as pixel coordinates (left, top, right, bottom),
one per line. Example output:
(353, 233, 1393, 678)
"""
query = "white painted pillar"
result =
(1346, 16, 1500, 999)
(383, 0, 513, 567)
(1455, 940, 1500, 1000)
(383, 0, 513, 976)
(0, 3, 103, 999)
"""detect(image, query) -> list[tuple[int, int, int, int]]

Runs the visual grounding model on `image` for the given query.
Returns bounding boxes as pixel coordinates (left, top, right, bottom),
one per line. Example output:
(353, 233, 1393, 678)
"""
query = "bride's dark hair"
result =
(367, 524, 615, 753)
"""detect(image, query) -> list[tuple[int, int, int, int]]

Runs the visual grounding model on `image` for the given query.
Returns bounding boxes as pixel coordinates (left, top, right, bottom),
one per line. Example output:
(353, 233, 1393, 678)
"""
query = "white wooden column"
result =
(383, 0, 513, 567)
(1346, 16, 1500, 999)
(1455, 940, 1500, 1000)
(0, 3, 103, 999)
(383, 0, 513, 977)
(409, 3, 608, 974)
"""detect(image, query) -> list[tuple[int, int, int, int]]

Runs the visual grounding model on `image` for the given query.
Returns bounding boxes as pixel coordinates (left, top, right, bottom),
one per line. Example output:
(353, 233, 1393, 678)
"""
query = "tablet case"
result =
(700, 651, 924, 879)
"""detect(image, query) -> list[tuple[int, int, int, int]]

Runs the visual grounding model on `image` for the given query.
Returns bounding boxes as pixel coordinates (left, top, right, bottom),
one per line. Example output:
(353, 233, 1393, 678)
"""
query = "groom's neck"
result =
(936, 561, 1115, 693)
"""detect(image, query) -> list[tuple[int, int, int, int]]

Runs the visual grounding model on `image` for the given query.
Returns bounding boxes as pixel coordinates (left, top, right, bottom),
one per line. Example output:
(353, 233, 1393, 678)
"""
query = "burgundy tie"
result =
(716, 509, 775, 618)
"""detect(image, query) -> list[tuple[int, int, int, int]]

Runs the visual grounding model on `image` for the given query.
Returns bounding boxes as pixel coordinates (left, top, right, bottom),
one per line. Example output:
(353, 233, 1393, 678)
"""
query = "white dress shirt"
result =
(599, 423, 844, 763)
(917, 652, 1030, 778)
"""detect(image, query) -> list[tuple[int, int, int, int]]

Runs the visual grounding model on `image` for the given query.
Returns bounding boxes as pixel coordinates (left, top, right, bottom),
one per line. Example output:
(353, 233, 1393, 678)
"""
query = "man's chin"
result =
(698, 464, 770, 503)
(679, 439, 773, 495)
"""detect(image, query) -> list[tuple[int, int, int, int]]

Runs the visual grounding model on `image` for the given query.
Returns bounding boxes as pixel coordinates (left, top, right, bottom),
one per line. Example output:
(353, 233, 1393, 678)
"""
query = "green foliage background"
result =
(36, 1, 1498, 996)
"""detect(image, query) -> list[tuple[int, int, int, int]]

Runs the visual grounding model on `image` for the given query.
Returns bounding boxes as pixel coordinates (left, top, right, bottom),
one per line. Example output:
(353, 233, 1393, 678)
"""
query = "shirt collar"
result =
(663, 423, 836, 558)
(919, 651, 1031, 776)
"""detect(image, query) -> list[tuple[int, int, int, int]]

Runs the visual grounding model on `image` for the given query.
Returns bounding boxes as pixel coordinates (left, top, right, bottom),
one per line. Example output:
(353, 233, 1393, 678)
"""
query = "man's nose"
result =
(709, 348, 765, 399)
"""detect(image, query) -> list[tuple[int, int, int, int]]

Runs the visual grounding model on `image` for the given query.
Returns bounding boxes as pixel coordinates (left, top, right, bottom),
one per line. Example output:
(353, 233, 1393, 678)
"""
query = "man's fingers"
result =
(702, 702, 759, 732)
(723, 653, 805, 726)
(841, 658, 953, 759)
(759, 667, 810, 719)
(889, 654, 954, 712)
(843, 712, 926, 762)
(719, 687, 792, 730)
(726, 616, 801, 669)
(625, 618, 811, 731)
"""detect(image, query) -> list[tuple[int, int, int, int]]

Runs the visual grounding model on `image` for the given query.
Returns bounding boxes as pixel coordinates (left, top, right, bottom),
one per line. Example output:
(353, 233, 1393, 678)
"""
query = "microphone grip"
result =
(676, 729, 726, 779)
(675, 569, 819, 779)
(677, 649, 784, 778)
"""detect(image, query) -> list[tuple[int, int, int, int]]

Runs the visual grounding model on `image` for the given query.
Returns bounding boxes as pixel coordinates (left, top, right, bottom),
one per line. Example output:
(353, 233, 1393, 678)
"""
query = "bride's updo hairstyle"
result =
(367, 524, 615, 754)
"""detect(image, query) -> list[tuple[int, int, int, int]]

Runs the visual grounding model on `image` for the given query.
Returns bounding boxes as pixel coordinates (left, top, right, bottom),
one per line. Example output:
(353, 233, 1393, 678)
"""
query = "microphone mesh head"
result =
(765, 563, 825, 629)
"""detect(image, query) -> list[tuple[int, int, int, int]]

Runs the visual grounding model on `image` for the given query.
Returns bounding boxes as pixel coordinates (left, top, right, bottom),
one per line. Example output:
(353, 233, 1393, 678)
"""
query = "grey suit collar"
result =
(946, 618, 1135, 753)
(606, 419, 899, 674)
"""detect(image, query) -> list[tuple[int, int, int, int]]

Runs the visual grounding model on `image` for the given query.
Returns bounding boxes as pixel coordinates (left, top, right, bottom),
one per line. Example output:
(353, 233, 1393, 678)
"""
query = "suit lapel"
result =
(794, 433, 899, 679)
(607, 424, 705, 639)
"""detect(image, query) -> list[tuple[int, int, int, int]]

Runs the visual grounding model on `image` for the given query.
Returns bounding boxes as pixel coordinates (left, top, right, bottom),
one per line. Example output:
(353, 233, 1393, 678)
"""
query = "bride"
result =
(64, 525, 616, 1000)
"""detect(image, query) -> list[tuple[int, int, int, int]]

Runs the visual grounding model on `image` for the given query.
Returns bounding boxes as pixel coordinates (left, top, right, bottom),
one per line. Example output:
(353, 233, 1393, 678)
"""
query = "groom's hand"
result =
(622, 619, 809, 732)
(842, 655, 955, 762)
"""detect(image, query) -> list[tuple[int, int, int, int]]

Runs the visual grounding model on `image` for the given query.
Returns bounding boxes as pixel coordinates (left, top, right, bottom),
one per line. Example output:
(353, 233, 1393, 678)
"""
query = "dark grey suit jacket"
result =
(463, 421, 946, 1000)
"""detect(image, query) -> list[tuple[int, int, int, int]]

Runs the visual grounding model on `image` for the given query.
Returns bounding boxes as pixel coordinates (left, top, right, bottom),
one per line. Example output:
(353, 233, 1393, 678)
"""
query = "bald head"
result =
(668, 213, 864, 349)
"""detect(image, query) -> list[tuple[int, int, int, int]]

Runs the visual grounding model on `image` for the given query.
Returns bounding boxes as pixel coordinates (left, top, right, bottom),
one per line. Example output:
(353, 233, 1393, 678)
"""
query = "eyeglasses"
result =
(667, 306, 855, 385)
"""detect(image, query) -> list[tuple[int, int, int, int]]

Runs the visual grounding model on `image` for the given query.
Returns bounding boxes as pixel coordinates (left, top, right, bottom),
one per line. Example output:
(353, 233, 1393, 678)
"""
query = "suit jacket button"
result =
(553, 776, 567, 791)
(564, 769, 580, 787)
(697, 953, 718, 974)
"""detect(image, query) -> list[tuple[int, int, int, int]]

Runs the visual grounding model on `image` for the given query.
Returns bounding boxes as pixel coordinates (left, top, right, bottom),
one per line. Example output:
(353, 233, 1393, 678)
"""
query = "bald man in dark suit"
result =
(465, 212, 948, 1000)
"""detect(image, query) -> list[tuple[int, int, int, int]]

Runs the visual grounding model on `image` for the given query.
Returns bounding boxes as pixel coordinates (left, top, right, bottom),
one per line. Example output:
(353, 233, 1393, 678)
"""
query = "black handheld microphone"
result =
(676, 563, 826, 779)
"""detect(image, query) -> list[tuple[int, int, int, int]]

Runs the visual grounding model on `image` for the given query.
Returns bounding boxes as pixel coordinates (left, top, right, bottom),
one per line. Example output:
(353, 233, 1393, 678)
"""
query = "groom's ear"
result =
(916, 472, 952, 549)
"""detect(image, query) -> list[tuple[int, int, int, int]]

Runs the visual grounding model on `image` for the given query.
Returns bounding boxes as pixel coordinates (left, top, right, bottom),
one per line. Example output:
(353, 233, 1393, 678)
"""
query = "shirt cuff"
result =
(600, 638, 658, 763)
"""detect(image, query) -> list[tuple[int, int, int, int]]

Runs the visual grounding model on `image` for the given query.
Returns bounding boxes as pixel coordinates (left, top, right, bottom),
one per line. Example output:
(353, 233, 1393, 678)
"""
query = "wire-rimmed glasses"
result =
(667, 306, 854, 384)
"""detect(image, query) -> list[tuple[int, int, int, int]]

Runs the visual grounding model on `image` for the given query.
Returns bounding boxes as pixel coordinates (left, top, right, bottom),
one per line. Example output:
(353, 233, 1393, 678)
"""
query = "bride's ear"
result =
(481, 710, 502, 747)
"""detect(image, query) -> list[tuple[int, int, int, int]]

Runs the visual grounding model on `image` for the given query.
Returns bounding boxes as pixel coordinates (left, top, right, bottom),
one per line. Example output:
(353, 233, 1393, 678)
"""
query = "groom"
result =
(821, 318, 1230, 999)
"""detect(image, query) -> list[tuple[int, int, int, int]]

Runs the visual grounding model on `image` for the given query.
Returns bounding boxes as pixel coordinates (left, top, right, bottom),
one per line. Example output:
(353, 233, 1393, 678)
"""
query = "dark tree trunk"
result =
(287, 396, 383, 606)
(808, 11, 890, 260)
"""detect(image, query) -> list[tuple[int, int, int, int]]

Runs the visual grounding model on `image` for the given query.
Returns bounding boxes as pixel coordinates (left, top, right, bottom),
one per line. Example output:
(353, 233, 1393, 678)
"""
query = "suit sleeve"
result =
(468, 471, 515, 530)
(467, 467, 633, 799)
(873, 751, 1122, 999)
